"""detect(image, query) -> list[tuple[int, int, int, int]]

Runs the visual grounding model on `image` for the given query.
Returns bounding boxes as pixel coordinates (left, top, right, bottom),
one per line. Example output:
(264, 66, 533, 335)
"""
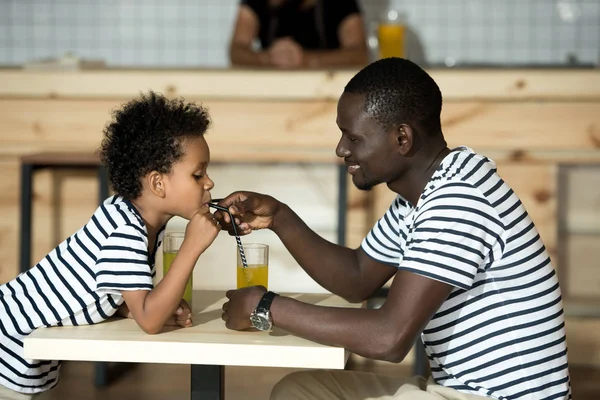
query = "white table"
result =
(24, 290, 360, 400)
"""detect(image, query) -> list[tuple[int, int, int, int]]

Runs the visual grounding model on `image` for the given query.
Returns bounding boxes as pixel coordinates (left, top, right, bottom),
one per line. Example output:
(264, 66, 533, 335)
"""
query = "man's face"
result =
(335, 92, 402, 191)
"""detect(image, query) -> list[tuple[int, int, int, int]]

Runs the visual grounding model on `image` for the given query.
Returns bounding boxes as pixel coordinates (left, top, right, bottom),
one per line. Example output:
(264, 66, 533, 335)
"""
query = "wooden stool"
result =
(19, 152, 112, 387)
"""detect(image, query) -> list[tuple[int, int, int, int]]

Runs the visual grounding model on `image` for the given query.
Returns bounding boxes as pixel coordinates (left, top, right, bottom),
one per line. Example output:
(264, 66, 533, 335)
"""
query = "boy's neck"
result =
(129, 197, 169, 240)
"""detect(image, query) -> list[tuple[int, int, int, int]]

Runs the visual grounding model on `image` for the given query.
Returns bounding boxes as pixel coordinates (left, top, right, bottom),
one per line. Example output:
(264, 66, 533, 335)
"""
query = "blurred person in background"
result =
(229, 0, 369, 68)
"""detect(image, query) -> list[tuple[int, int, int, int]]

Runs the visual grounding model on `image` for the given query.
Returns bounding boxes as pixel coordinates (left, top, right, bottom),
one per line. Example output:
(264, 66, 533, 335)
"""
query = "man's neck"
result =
(389, 145, 451, 207)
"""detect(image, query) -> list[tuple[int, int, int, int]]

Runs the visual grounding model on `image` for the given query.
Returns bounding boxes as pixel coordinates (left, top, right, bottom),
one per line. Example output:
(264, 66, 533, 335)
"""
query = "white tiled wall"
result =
(1, 0, 598, 68)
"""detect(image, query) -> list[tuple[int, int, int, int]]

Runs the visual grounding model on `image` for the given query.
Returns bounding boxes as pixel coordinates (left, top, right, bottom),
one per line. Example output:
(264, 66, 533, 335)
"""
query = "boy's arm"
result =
(115, 303, 132, 318)
(97, 211, 218, 334)
(120, 241, 200, 334)
(116, 298, 192, 328)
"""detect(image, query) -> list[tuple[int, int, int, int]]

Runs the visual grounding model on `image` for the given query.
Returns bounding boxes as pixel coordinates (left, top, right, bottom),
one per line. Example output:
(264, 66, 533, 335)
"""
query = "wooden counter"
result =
(2, 67, 600, 365)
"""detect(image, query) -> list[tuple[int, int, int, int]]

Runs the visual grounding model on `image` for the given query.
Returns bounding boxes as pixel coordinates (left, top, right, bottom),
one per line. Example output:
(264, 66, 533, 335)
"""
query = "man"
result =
(217, 58, 571, 399)
(229, 0, 368, 68)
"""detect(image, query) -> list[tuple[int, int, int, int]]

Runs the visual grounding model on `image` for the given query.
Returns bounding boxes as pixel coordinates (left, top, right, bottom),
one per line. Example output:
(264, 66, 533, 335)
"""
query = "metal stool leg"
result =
(413, 338, 429, 377)
(20, 163, 33, 274)
(98, 165, 109, 202)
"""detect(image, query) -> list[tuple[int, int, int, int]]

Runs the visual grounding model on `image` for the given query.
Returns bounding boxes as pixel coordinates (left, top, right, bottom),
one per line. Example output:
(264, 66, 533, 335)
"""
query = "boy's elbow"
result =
(136, 318, 163, 335)
(141, 325, 162, 335)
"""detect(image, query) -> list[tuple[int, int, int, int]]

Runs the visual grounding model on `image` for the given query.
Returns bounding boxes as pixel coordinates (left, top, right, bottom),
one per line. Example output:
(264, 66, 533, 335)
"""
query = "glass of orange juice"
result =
(237, 243, 269, 289)
(377, 10, 406, 59)
(163, 232, 193, 305)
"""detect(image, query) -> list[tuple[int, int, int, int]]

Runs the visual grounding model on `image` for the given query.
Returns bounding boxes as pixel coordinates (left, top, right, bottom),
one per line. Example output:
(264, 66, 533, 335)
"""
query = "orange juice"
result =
(163, 251, 193, 305)
(378, 23, 405, 59)
(237, 264, 268, 289)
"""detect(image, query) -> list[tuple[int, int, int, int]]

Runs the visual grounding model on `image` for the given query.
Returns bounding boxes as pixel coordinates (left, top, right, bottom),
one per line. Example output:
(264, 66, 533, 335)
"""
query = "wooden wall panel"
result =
(2, 69, 600, 101)
(566, 318, 600, 366)
(0, 158, 20, 284)
(0, 161, 100, 284)
(566, 235, 600, 299)
(495, 163, 558, 267)
(2, 100, 600, 158)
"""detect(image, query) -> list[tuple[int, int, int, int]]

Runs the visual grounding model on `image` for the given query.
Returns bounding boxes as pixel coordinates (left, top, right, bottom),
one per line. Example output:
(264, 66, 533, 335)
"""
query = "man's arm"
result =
(271, 203, 397, 302)
(229, 5, 270, 67)
(303, 13, 369, 68)
(218, 192, 396, 302)
(227, 270, 454, 362)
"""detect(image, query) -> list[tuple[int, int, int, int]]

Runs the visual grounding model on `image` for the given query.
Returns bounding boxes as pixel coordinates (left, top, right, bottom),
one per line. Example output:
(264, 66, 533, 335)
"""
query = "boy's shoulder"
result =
(93, 195, 147, 238)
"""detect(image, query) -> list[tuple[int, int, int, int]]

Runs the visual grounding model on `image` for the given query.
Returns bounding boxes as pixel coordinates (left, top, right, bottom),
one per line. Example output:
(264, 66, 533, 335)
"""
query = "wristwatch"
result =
(250, 291, 279, 331)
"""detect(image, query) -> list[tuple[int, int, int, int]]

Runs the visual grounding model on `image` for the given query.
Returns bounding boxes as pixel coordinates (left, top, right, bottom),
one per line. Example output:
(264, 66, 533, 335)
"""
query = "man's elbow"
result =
(229, 43, 252, 65)
(370, 333, 413, 363)
(341, 292, 367, 304)
(376, 345, 411, 364)
(228, 45, 238, 64)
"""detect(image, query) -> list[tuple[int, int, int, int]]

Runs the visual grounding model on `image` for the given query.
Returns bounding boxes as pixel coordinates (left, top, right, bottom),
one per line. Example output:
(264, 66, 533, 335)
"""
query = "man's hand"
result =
(215, 191, 281, 235)
(165, 299, 193, 328)
(221, 286, 266, 330)
(268, 37, 304, 68)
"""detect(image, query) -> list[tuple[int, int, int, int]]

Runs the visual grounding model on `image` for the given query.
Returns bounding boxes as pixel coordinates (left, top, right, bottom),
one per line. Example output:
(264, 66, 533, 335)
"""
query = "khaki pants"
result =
(0, 385, 43, 400)
(271, 370, 491, 400)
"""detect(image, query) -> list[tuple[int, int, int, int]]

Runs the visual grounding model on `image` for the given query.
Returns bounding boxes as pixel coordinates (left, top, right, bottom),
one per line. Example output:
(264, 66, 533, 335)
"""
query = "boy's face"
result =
(164, 136, 214, 220)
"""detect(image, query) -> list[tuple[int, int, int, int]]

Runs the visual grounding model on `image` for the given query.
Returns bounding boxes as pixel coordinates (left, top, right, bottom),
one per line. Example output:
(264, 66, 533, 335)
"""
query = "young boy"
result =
(0, 92, 220, 399)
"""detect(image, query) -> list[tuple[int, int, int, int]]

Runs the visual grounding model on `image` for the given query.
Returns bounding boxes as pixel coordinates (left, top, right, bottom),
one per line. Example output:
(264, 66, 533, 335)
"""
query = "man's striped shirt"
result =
(0, 196, 162, 394)
(362, 147, 571, 399)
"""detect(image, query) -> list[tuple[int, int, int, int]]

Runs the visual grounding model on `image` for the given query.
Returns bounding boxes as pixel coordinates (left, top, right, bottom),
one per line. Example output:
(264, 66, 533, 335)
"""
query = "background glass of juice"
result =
(236, 243, 269, 289)
(163, 232, 193, 305)
(377, 10, 406, 59)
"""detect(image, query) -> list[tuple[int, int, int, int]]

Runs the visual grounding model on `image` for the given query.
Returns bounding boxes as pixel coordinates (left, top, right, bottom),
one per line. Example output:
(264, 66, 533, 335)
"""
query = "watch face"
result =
(250, 313, 272, 331)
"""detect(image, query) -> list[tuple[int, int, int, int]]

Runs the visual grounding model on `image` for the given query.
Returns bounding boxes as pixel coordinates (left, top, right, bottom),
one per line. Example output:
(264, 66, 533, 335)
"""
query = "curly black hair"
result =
(98, 91, 211, 199)
(344, 57, 442, 135)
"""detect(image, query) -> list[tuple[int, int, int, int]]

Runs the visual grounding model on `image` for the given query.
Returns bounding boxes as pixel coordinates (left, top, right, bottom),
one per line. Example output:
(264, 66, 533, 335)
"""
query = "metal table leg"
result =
(94, 362, 109, 387)
(191, 365, 224, 400)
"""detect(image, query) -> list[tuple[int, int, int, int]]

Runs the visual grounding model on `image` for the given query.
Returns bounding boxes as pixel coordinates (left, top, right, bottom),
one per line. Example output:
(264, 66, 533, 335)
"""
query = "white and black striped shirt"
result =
(0, 196, 163, 394)
(362, 147, 571, 399)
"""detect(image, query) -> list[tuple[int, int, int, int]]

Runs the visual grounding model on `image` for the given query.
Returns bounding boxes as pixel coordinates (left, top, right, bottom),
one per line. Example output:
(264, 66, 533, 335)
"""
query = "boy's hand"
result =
(165, 299, 193, 328)
(182, 206, 220, 256)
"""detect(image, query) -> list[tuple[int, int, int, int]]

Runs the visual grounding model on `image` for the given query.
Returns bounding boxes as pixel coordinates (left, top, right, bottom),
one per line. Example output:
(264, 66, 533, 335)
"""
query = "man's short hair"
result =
(344, 58, 442, 135)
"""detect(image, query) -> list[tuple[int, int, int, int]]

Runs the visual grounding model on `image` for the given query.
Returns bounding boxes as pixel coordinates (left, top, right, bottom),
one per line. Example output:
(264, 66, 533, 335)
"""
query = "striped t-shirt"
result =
(0, 195, 163, 394)
(362, 147, 571, 399)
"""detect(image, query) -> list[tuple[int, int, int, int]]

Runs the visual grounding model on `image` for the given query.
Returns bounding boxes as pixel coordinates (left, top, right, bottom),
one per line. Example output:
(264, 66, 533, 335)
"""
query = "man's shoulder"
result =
(424, 147, 501, 200)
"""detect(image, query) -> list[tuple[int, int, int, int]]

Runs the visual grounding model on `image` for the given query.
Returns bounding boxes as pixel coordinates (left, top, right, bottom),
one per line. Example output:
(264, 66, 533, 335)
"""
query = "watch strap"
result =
(256, 291, 278, 313)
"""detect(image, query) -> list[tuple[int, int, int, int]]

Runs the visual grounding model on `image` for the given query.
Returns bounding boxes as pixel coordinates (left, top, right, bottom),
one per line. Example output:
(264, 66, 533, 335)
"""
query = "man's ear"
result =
(395, 124, 415, 156)
(147, 171, 166, 198)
